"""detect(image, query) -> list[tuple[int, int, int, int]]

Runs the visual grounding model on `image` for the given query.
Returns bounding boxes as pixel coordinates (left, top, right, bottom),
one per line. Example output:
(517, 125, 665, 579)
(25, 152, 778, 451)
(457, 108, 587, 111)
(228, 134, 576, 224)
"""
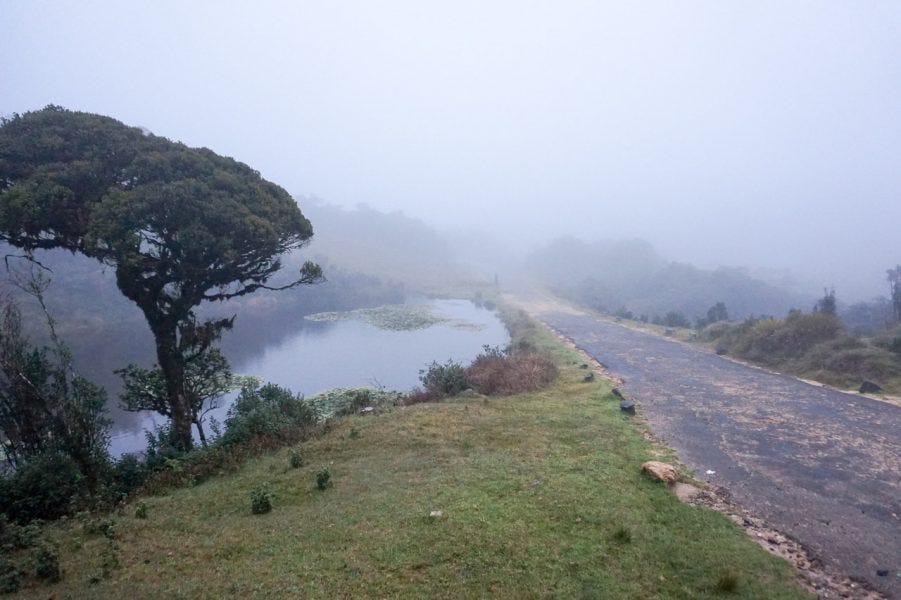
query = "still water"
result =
(108, 299, 508, 455)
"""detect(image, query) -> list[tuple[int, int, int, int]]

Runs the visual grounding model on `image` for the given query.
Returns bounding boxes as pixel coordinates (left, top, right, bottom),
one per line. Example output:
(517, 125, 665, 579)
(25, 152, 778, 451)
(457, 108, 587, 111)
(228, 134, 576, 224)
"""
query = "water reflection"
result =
(108, 299, 507, 455)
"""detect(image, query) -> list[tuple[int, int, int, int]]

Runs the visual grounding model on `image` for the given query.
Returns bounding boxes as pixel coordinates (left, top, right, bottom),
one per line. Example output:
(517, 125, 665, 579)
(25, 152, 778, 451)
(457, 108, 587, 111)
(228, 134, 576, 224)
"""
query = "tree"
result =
(888, 266, 901, 322)
(117, 347, 250, 446)
(814, 288, 837, 316)
(0, 106, 322, 450)
(706, 301, 729, 324)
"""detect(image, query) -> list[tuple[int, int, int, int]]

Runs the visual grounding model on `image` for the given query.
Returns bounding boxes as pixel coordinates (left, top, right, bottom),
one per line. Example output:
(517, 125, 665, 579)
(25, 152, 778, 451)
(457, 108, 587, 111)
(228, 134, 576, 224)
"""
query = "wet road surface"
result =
(538, 309, 900, 597)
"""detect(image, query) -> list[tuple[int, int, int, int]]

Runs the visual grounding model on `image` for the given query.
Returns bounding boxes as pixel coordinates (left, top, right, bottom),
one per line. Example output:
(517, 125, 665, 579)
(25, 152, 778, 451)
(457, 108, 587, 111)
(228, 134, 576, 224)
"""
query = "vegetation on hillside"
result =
(699, 310, 901, 393)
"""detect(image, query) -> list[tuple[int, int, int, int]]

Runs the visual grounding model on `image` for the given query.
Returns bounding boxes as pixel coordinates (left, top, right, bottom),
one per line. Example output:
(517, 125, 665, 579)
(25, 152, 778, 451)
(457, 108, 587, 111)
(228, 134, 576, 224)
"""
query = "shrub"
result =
(34, 542, 61, 582)
(611, 526, 632, 544)
(109, 453, 150, 498)
(714, 570, 739, 593)
(0, 556, 21, 594)
(0, 450, 85, 524)
(661, 311, 691, 328)
(250, 484, 273, 514)
(316, 467, 331, 491)
(134, 501, 148, 519)
(466, 353, 558, 395)
(289, 448, 304, 469)
(890, 335, 901, 356)
(419, 359, 469, 396)
(222, 383, 318, 447)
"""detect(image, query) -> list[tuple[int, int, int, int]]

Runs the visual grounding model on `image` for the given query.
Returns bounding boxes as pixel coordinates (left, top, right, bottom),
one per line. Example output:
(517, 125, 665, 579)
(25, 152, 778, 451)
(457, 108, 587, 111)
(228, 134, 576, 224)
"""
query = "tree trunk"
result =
(152, 321, 193, 451)
(194, 419, 207, 447)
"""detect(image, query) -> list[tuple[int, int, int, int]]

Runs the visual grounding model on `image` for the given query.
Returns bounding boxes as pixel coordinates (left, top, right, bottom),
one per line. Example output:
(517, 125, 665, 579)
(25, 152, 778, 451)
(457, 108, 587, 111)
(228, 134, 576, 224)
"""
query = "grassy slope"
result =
(24, 327, 808, 599)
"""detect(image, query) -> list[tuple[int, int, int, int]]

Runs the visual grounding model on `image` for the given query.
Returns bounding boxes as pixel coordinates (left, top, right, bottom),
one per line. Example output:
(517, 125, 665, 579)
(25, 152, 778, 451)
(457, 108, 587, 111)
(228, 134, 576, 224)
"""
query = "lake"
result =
(108, 298, 508, 455)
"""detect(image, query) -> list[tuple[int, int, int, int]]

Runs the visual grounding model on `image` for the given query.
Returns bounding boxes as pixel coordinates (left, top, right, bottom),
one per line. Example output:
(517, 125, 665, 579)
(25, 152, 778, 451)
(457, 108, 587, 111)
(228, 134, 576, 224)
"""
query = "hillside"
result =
(528, 237, 809, 321)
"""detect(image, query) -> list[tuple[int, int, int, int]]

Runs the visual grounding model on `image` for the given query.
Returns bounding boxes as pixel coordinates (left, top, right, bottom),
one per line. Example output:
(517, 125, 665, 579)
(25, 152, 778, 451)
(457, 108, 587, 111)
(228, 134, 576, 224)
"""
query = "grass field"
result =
(18, 324, 810, 599)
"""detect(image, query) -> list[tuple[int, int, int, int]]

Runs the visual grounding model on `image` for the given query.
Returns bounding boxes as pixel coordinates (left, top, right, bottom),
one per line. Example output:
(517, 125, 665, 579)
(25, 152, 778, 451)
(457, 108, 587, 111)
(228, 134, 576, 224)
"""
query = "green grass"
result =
(17, 327, 809, 599)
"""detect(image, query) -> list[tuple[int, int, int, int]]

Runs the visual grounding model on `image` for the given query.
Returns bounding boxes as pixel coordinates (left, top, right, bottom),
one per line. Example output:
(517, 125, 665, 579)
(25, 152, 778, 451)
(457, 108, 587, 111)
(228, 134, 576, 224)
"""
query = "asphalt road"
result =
(537, 309, 900, 598)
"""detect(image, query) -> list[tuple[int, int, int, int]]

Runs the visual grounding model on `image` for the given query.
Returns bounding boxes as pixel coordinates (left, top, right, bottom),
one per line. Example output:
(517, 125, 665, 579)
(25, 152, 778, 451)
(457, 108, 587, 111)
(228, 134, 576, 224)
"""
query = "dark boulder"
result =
(859, 381, 883, 394)
(620, 400, 635, 415)
(582, 372, 595, 382)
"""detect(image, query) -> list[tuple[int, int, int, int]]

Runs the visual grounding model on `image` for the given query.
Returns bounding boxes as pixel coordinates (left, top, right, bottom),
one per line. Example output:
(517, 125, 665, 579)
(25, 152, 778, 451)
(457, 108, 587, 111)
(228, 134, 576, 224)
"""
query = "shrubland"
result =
(698, 310, 901, 393)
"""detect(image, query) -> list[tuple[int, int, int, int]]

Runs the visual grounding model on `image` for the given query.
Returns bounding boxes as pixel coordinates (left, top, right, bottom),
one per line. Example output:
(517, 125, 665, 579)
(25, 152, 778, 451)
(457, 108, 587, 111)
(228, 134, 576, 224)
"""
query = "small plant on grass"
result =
(349, 427, 360, 439)
(134, 501, 148, 519)
(611, 526, 632, 544)
(714, 570, 740, 593)
(250, 484, 274, 514)
(289, 448, 304, 469)
(316, 467, 332, 491)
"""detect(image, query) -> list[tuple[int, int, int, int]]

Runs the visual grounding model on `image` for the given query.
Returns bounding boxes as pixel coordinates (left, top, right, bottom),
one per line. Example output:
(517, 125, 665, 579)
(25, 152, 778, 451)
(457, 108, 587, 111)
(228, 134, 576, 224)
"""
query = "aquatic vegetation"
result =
(305, 303, 449, 331)
(307, 387, 403, 421)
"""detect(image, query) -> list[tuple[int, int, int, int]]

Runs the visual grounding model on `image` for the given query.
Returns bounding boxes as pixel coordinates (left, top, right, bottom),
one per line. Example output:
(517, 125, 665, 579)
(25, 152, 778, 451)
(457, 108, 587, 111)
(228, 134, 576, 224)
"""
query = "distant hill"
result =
(528, 236, 809, 320)
(296, 200, 471, 290)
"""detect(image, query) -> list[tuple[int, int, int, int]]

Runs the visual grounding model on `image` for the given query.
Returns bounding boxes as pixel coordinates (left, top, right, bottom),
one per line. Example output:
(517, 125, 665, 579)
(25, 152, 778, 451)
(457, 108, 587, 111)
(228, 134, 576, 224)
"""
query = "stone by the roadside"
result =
(611, 387, 624, 398)
(641, 461, 677, 484)
(859, 381, 882, 394)
(579, 363, 589, 369)
(620, 400, 635, 415)
(582, 372, 595, 382)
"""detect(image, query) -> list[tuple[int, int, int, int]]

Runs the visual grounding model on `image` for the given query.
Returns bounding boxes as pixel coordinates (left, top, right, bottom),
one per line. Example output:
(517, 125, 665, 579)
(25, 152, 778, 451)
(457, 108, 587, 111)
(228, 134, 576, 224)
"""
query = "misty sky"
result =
(2, 1, 899, 300)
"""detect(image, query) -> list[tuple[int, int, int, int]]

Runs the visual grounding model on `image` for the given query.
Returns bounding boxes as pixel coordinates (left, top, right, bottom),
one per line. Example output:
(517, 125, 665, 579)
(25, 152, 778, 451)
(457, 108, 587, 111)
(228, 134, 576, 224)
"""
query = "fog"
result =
(2, 1, 899, 300)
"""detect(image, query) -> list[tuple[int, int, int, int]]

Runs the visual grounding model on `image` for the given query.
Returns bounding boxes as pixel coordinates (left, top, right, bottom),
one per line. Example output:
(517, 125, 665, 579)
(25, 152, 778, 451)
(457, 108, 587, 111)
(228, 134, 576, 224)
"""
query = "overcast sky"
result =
(2, 1, 899, 300)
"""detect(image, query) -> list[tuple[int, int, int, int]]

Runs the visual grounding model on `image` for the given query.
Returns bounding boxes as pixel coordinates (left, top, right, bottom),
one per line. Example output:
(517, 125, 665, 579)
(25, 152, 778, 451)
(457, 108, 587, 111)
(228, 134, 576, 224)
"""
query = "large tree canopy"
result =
(0, 105, 321, 449)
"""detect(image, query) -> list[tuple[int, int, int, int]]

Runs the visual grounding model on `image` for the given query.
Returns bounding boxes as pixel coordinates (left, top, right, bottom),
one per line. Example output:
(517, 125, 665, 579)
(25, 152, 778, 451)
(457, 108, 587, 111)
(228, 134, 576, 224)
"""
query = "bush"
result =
(0, 450, 85, 524)
(0, 556, 21, 594)
(419, 359, 469, 396)
(661, 311, 691, 328)
(222, 383, 318, 447)
(289, 448, 304, 469)
(134, 502, 148, 519)
(466, 352, 558, 395)
(34, 542, 61, 582)
(316, 467, 331, 491)
(250, 484, 273, 514)
(109, 453, 150, 498)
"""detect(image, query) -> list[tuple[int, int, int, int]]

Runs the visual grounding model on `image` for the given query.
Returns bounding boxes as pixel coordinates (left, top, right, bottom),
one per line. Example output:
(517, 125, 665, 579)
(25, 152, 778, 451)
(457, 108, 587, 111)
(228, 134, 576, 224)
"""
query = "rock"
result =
(579, 363, 589, 369)
(611, 387, 624, 398)
(642, 461, 677, 484)
(859, 381, 882, 394)
(876, 569, 889, 577)
(360, 406, 375, 414)
(459, 388, 480, 398)
(620, 400, 635, 415)
(582, 372, 595, 382)
(429, 510, 443, 518)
